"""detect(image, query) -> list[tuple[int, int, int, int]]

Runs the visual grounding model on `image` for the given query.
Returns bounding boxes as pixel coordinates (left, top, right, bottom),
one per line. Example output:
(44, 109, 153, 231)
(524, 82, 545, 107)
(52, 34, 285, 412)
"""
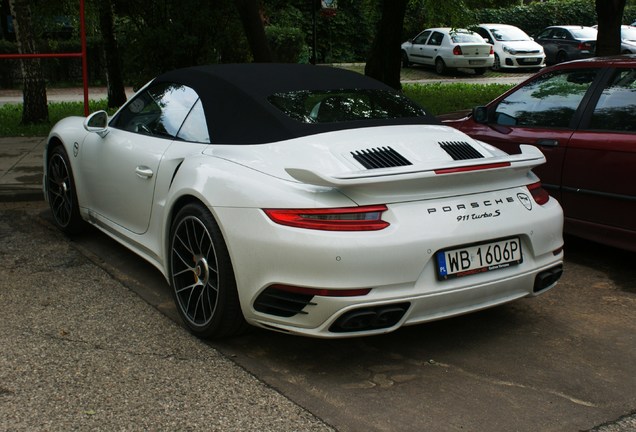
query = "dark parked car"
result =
(443, 56, 636, 252)
(535, 25, 597, 64)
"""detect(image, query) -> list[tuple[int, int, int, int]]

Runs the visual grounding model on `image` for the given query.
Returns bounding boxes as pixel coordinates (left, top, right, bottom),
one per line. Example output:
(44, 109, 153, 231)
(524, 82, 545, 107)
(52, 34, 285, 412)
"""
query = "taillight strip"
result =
(264, 205, 390, 231)
(435, 162, 510, 175)
(269, 284, 371, 297)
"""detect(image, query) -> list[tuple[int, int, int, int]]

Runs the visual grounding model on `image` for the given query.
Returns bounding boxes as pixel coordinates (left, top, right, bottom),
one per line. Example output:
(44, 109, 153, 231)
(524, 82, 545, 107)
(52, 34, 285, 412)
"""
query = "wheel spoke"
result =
(171, 214, 220, 327)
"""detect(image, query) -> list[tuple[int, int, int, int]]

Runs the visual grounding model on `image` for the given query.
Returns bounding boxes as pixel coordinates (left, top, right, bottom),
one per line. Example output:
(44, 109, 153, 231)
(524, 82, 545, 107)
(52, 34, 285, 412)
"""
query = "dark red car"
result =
(444, 56, 636, 252)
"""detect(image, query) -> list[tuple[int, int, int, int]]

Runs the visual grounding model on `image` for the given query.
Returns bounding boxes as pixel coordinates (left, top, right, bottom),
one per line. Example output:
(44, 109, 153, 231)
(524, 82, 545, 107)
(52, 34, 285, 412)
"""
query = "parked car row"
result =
(443, 55, 636, 252)
(402, 24, 636, 74)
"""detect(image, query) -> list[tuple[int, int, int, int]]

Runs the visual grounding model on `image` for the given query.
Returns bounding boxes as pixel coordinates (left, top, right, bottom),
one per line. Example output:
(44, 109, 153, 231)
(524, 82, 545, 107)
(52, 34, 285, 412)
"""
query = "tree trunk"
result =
(98, 0, 127, 108)
(595, 0, 626, 56)
(364, 0, 408, 90)
(8, 0, 48, 124)
(235, 0, 272, 62)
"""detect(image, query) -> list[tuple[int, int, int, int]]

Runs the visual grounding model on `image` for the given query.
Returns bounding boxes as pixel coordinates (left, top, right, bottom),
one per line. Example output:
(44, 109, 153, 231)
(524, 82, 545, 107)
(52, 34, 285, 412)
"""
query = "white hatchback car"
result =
(476, 24, 545, 70)
(401, 28, 494, 75)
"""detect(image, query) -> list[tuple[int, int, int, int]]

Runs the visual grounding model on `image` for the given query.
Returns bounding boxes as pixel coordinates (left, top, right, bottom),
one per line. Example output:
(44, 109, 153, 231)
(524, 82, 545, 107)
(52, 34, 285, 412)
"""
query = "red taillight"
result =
(269, 284, 371, 297)
(489, 46, 494, 55)
(577, 42, 592, 50)
(263, 205, 390, 231)
(528, 182, 550, 205)
(453, 45, 463, 55)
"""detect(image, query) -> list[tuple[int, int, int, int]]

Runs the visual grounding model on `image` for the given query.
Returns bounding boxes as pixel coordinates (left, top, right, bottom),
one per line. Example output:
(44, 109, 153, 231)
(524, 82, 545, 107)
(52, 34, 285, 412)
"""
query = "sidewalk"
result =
(0, 136, 46, 202)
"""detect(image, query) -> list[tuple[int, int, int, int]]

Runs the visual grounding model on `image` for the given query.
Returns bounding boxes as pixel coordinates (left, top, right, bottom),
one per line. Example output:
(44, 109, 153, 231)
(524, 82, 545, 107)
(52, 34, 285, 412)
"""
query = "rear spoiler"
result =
(286, 144, 545, 188)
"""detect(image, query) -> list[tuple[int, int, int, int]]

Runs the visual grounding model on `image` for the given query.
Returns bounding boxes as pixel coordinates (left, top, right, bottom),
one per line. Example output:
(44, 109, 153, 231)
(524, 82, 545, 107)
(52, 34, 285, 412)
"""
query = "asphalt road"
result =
(2, 201, 635, 431)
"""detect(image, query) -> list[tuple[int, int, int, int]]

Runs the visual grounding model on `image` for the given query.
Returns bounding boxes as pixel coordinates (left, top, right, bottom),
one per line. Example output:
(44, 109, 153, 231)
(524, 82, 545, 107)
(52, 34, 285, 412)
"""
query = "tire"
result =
(474, 67, 487, 76)
(46, 145, 84, 234)
(435, 58, 447, 75)
(492, 53, 501, 71)
(556, 51, 568, 64)
(401, 50, 410, 68)
(169, 203, 246, 339)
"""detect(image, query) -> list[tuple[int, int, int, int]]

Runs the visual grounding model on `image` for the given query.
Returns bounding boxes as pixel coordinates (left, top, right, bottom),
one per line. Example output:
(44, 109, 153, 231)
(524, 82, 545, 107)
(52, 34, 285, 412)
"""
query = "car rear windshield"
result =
(450, 31, 484, 43)
(570, 27, 597, 39)
(268, 89, 427, 124)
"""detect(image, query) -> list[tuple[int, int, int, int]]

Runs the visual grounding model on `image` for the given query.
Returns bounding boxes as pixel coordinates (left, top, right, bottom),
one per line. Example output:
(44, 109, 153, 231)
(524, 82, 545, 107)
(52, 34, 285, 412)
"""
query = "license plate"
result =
(469, 59, 485, 65)
(436, 237, 523, 280)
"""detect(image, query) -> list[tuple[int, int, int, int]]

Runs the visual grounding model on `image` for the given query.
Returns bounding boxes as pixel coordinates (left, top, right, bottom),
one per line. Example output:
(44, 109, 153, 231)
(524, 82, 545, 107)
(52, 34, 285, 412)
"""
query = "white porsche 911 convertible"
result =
(44, 64, 564, 339)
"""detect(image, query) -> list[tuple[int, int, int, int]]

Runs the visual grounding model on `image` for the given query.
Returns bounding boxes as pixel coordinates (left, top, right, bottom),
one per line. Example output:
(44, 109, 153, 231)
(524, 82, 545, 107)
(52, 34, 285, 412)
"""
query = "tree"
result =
(596, 0, 627, 56)
(8, 0, 48, 123)
(364, 0, 408, 90)
(235, 0, 272, 62)
(97, 0, 127, 108)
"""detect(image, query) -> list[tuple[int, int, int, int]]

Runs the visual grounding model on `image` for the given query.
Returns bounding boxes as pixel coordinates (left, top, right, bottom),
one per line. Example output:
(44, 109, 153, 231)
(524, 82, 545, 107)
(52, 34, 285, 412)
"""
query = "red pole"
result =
(79, 0, 89, 116)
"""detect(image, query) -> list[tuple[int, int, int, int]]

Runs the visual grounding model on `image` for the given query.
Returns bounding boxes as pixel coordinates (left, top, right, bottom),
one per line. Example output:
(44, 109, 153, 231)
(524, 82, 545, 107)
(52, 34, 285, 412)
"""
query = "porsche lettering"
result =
(427, 196, 515, 214)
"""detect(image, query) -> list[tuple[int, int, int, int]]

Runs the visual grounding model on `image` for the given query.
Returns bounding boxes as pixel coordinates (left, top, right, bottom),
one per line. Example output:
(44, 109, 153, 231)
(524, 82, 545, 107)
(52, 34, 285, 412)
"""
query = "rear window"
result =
(450, 31, 484, 43)
(268, 89, 427, 124)
(570, 27, 597, 39)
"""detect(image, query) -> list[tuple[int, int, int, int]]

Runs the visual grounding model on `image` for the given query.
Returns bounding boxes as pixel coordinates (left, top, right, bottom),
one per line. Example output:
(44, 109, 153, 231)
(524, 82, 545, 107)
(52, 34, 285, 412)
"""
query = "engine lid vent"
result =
(440, 141, 484, 160)
(352, 146, 412, 170)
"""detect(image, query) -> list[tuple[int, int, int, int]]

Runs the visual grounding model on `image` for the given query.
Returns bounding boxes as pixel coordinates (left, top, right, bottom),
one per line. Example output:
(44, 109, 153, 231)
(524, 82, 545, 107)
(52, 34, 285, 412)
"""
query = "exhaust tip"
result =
(534, 265, 563, 293)
(329, 303, 410, 333)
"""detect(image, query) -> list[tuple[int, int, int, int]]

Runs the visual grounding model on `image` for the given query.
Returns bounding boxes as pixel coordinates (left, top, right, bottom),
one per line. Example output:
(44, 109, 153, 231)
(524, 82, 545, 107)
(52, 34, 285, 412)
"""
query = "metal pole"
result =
(79, 0, 89, 116)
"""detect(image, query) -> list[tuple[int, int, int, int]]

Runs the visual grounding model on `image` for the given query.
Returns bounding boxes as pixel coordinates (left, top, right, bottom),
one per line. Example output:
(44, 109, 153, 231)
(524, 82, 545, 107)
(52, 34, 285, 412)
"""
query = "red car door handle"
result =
(536, 139, 559, 147)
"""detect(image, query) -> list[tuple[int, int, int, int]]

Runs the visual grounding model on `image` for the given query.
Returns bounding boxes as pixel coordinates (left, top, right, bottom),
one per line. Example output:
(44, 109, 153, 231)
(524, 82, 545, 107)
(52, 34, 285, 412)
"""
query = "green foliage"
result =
(475, 0, 599, 37)
(402, 82, 513, 115)
(403, 0, 525, 39)
(0, 100, 113, 137)
(264, 0, 378, 63)
(113, 0, 250, 87)
(266, 25, 308, 63)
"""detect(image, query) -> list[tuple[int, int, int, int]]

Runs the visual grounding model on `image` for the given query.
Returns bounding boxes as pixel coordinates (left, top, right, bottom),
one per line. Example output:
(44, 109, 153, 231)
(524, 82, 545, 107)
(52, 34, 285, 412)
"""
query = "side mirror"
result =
(83, 110, 109, 137)
(472, 106, 489, 124)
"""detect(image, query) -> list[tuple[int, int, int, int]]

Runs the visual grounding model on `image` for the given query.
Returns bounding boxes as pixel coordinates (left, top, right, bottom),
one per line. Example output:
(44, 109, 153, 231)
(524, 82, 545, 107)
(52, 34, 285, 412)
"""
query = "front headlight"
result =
(502, 45, 517, 55)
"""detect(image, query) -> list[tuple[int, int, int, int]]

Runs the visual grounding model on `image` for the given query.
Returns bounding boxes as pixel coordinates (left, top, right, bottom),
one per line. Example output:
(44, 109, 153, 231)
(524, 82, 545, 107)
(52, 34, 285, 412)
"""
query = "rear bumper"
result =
(213, 186, 564, 338)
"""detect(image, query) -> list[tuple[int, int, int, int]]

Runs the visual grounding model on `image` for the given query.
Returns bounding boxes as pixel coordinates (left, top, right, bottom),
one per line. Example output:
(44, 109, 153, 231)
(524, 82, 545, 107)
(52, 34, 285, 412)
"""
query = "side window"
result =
(589, 69, 636, 132)
(111, 83, 199, 139)
(427, 32, 444, 46)
(536, 29, 552, 39)
(494, 69, 599, 128)
(413, 30, 430, 45)
(477, 28, 492, 43)
(177, 99, 211, 143)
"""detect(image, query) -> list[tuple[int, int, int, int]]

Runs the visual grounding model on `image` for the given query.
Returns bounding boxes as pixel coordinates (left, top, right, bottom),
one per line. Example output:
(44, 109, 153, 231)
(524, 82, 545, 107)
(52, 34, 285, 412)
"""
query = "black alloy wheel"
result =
(169, 203, 246, 338)
(47, 146, 84, 234)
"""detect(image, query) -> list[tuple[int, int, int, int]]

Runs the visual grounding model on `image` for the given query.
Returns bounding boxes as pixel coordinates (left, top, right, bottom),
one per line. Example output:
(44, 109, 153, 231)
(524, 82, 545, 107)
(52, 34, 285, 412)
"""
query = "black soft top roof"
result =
(152, 63, 439, 144)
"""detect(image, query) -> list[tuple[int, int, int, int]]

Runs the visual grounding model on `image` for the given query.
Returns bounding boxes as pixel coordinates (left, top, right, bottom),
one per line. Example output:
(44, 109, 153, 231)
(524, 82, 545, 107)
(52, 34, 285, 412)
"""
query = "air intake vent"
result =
(254, 286, 315, 318)
(352, 147, 412, 169)
(439, 141, 484, 160)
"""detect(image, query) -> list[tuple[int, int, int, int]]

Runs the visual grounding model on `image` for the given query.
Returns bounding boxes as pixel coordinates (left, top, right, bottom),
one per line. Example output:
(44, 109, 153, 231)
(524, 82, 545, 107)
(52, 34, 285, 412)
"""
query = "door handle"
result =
(135, 166, 154, 179)
(536, 139, 559, 147)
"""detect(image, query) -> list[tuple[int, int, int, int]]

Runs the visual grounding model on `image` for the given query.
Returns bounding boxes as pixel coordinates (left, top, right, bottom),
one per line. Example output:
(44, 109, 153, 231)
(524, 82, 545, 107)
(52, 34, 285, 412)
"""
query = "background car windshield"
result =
(490, 27, 530, 41)
(494, 69, 599, 127)
(268, 89, 427, 124)
(450, 31, 483, 43)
